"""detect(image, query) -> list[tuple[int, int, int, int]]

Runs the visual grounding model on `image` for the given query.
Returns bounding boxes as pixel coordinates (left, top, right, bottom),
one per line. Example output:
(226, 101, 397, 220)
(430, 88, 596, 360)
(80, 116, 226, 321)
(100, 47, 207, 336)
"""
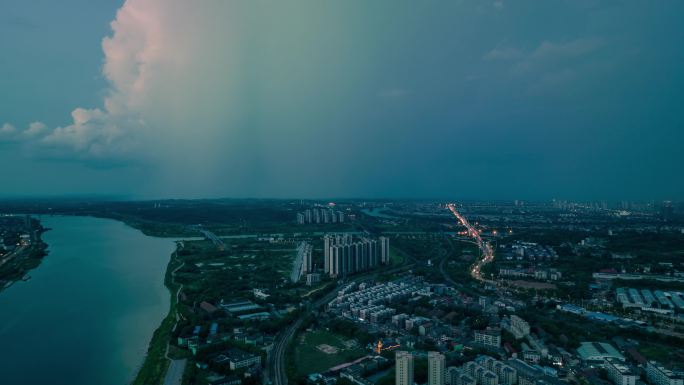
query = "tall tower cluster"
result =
(297, 208, 345, 224)
(323, 234, 390, 277)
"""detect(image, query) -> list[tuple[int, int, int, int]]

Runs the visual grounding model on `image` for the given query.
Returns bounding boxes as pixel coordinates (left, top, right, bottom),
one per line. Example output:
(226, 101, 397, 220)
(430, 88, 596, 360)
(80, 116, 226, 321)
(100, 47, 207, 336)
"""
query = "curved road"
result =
(447, 204, 494, 282)
(269, 287, 341, 385)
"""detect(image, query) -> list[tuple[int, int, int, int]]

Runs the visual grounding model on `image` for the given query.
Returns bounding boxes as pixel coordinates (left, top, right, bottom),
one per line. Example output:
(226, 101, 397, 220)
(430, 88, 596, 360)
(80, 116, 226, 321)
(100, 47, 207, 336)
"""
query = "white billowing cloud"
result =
(531, 38, 604, 59)
(483, 47, 523, 61)
(513, 38, 604, 74)
(1, 122, 49, 142)
(0, 123, 17, 136)
(484, 38, 603, 66)
(481, 37, 606, 93)
(23, 122, 48, 137)
(1, 0, 237, 167)
(1, 0, 153, 160)
(38, 108, 138, 159)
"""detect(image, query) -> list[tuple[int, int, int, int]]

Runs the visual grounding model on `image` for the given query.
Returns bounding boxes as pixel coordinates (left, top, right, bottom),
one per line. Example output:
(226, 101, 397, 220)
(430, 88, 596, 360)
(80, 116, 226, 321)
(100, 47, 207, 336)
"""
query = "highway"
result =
(290, 242, 307, 283)
(198, 228, 226, 250)
(447, 203, 494, 282)
(268, 286, 340, 385)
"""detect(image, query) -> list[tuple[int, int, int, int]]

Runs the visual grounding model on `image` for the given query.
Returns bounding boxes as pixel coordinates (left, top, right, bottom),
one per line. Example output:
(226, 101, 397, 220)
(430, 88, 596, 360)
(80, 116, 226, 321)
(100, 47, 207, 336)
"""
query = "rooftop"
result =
(577, 342, 625, 361)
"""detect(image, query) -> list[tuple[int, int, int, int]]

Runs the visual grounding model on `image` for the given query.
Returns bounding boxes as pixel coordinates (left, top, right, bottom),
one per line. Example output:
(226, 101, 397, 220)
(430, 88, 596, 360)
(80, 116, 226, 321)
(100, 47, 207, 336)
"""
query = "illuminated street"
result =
(447, 203, 494, 282)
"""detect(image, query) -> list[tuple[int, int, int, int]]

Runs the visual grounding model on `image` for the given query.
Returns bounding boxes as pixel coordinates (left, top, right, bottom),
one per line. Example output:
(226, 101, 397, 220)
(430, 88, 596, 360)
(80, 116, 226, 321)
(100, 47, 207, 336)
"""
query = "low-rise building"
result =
(306, 273, 321, 286)
(474, 327, 502, 348)
(576, 342, 625, 364)
(509, 315, 530, 339)
(481, 371, 498, 385)
(605, 358, 637, 385)
(207, 375, 242, 385)
(499, 366, 517, 385)
(224, 348, 261, 370)
(446, 367, 461, 385)
(456, 373, 476, 385)
(200, 301, 219, 314)
(523, 349, 541, 364)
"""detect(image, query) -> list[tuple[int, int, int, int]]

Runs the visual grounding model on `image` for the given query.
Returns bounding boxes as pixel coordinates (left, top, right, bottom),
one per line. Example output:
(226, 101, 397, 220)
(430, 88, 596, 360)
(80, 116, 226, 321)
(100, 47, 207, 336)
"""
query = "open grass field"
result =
(506, 280, 557, 290)
(639, 342, 681, 363)
(389, 246, 405, 265)
(294, 330, 367, 375)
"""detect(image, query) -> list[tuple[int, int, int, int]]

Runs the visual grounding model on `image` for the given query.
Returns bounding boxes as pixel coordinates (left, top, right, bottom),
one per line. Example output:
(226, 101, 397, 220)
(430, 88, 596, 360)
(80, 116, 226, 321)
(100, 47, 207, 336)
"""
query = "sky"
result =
(1, 0, 683, 201)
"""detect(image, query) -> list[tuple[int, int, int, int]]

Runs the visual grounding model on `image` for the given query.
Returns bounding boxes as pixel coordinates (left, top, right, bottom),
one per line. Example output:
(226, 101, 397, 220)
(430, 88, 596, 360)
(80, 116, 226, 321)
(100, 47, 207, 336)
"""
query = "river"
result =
(0, 216, 178, 385)
(361, 208, 399, 219)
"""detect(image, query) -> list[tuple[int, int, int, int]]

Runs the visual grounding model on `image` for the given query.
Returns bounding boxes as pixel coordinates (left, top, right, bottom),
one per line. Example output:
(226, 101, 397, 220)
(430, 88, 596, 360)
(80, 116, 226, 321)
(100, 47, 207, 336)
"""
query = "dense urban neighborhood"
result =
(1, 199, 683, 385)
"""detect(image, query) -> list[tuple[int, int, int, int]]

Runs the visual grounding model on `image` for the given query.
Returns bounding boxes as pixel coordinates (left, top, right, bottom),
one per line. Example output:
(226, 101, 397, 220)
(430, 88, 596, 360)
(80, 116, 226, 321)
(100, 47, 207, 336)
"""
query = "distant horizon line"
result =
(0, 195, 680, 204)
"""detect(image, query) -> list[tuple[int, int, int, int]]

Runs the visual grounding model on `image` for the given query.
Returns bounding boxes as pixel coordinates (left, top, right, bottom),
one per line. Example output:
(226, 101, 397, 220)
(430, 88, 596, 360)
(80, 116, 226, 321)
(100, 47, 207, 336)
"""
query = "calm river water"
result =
(0, 216, 178, 385)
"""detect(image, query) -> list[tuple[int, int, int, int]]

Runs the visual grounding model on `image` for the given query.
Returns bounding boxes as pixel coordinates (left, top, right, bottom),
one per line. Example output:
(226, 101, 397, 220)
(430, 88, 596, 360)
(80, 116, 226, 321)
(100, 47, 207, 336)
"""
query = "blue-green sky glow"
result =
(1, 0, 683, 200)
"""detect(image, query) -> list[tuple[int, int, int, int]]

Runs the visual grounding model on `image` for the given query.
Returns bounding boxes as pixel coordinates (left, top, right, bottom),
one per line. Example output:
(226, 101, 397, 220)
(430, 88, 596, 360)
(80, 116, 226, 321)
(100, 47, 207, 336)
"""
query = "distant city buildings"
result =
(499, 241, 557, 261)
(297, 207, 345, 225)
(498, 268, 562, 281)
(615, 287, 683, 313)
(323, 234, 389, 277)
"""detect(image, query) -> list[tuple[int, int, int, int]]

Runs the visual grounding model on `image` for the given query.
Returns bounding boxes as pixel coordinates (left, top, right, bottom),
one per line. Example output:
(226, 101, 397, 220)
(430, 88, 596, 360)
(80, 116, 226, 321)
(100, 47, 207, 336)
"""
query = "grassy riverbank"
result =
(132, 248, 182, 385)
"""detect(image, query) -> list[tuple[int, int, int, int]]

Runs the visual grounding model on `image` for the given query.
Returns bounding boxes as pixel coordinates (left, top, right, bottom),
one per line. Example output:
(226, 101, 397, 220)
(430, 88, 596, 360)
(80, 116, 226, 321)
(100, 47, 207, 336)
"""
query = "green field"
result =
(294, 330, 368, 375)
(639, 342, 679, 362)
(389, 246, 405, 265)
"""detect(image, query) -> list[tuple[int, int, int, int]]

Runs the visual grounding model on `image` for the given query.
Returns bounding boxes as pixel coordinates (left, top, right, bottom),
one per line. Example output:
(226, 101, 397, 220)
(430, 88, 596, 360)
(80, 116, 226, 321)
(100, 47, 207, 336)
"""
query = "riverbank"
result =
(0, 224, 49, 295)
(132, 245, 185, 385)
